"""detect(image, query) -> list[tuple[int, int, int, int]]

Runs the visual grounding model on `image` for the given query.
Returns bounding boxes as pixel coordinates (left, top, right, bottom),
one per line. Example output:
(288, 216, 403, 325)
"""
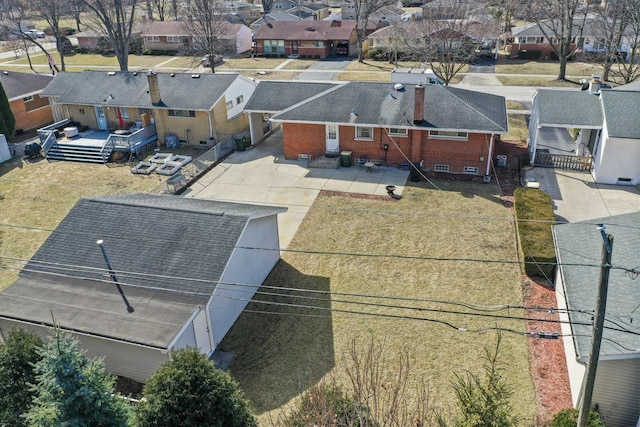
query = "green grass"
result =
(514, 188, 557, 279)
(221, 182, 537, 425)
(0, 159, 165, 290)
(496, 76, 581, 87)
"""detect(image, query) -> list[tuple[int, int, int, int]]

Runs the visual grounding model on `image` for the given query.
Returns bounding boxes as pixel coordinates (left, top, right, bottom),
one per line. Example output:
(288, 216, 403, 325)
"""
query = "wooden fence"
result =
(534, 153, 592, 171)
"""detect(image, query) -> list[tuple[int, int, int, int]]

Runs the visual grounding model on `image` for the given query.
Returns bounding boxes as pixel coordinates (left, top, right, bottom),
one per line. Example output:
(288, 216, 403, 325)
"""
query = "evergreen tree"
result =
(0, 81, 15, 138)
(24, 329, 132, 427)
(0, 329, 44, 426)
(136, 348, 257, 427)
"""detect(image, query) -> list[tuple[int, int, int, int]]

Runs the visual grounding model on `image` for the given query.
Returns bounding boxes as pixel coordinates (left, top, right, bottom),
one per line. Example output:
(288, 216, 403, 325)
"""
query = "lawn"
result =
(242, 71, 300, 80)
(7, 52, 172, 68)
(496, 76, 580, 87)
(336, 71, 391, 82)
(503, 113, 529, 142)
(218, 57, 288, 70)
(220, 181, 538, 425)
(496, 57, 602, 76)
(281, 59, 315, 70)
(0, 159, 165, 290)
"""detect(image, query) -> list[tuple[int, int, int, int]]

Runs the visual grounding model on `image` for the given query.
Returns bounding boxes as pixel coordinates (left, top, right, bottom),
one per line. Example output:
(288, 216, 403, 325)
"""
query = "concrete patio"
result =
(185, 129, 409, 248)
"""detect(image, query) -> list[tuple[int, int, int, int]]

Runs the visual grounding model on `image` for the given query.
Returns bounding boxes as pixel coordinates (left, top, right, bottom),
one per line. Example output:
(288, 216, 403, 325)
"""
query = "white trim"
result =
(429, 130, 469, 140)
(8, 90, 43, 102)
(167, 307, 201, 350)
(26, 104, 52, 114)
(355, 126, 374, 140)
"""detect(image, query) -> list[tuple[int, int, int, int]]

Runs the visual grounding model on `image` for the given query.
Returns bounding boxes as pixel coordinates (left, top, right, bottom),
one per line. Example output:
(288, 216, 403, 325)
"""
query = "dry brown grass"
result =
(220, 182, 537, 425)
(242, 71, 300, 80)
(503, 113, 529, 142)
(496, 76, 580, 87)
(335, 71, 391, 82)
(282, 60, 315, 70)
(507, 100, 525, 110)
(0, 159, 165, 289)
(218, 57, 288, 70)
(496, 59, 602, 76)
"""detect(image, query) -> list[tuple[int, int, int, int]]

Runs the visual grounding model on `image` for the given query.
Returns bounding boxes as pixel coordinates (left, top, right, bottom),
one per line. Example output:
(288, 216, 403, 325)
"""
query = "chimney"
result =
(147, 71, 162, 106)
(589, 74, 602, 94)
(414, 83, 425, 124)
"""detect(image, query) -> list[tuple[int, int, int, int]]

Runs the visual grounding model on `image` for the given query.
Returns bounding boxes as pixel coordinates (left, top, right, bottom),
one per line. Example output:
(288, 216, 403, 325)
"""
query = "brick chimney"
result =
(414, 83, 425, 124)
(147, 71, 162, 106)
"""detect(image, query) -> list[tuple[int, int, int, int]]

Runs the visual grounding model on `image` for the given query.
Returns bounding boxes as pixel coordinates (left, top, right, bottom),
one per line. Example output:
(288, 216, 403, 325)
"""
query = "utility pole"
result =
(577, 226, 613, 427)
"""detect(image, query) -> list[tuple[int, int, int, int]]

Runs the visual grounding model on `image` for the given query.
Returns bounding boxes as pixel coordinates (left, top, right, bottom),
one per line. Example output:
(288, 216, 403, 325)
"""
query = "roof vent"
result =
(191, 74, 200, 79)
(2, 71, 8, 75)
(306, 27, 316, 31)
(394, 83, 404, 91)
(170, 73, 175, 77)
(132, 72, 138, 76)
(107, 71, 116, 76)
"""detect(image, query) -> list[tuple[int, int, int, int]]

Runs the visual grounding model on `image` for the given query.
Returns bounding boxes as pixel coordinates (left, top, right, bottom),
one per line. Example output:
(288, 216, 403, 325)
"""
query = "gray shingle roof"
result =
(0, 70, 53, 101)
(244, 81, 339, 112)
(600, 90, 640, 139)
(512, 19, 588, 38)
(272, 82, 508, 133)
(553, 212, 640, 359)
(41, 70, 247, 111)
(535, 89, 603, 127)
(0, 194, 285, 347)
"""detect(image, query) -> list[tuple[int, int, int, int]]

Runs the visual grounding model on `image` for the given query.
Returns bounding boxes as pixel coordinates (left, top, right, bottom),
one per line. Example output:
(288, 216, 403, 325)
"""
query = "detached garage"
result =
(0, 194, 286, 382)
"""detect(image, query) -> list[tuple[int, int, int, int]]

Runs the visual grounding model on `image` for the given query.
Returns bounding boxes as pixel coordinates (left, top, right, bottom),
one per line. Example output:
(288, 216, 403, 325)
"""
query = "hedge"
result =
(514, 188, 556, 279)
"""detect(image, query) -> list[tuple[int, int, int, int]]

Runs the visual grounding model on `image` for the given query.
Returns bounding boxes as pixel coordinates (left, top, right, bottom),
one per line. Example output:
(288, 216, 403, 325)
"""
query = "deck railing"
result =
(101, 124, 158, 161)
(37, 118, 72, 144)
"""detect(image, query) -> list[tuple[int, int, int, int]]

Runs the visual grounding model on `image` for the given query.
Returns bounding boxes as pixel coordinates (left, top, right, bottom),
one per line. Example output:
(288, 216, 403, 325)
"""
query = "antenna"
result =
(96, 240, 134, 313)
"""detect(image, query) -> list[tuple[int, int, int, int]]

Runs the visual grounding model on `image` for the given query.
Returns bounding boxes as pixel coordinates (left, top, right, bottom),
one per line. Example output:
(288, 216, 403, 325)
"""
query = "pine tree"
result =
(136, 348, 257, 427)
(0, 81, 15, 138)
(24, 329, 132, 427)
(0, 329, 44, 426)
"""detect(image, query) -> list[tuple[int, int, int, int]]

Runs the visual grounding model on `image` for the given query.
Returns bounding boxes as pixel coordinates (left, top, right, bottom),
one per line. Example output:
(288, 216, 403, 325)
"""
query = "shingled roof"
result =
(0, 70, 53, 101)
(0, 194, 285, 348)
(272, 82, 508, 133)
(253, 20, 356, 41)
(41, 70, 252, 111)
(244, 81, 339, 112)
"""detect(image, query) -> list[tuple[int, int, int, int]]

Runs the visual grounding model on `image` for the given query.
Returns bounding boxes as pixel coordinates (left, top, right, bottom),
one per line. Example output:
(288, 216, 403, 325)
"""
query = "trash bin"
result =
(340, 151, 352, 167)
(234, 138, 246, 152)
(496, 155, 507, 167)
(409, 162, 421, 182)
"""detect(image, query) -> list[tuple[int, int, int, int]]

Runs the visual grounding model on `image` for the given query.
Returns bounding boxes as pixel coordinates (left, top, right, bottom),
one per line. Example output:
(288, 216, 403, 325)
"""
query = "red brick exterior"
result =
(282, 122, 492, 175)
(255, 40, 333, 58)
(10, 94, 53, 132)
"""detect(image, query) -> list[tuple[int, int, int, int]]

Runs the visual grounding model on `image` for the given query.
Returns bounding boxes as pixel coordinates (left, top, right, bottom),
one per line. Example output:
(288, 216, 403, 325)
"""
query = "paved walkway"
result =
(186, 129, 409, 248)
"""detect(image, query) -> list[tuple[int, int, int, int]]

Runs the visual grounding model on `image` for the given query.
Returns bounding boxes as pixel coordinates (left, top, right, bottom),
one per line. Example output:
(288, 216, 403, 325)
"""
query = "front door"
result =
(325, 124, 339, 154)
(94, 106, 107, 130)
(292, 41, 298, 55)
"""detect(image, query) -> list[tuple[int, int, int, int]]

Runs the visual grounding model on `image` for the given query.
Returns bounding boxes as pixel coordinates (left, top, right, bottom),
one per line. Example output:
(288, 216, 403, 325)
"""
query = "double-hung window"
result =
(429, 130, 468, 140)
(355, 126, 373, 140)
(388, 128, 407, 136)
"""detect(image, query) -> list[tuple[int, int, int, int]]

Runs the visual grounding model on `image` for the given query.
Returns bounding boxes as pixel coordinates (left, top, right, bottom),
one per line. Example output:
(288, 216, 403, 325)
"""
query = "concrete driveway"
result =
(294, 57, 352, 80)
(185, 129, 409, 248)
(525, 167, 640, 223)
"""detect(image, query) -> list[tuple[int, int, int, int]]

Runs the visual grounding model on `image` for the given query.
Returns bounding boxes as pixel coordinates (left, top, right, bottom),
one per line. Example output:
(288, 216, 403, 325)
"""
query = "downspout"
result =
(208, 109, 213, 140)
(485, 133, 494, 176)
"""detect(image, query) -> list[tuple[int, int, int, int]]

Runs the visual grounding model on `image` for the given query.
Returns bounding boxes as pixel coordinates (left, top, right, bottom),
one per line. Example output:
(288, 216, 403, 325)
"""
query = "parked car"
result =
(336, 42, 349, 55)
(474, 44, 493, 58)
(24, 29, 45, 39)
(200, 54, 224, 67)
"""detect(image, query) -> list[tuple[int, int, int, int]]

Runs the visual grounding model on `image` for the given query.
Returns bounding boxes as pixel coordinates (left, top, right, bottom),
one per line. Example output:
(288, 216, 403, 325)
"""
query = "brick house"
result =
(141, 21, 252, 55)
(253, 20, 357, 58)
(271, 82, 508, 176)
(0, 71, 53, 134)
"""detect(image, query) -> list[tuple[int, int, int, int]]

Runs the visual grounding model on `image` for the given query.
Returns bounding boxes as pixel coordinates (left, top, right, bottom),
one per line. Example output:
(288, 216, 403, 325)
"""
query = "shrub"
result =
(518, 49, 541, 60)
(367, 48, 387, 60)
(552, 408, 605, 427)
(514, 188, 556, 279)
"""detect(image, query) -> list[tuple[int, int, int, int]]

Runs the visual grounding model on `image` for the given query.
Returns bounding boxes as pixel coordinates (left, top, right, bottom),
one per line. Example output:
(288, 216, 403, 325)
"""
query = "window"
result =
(226, 101, 233, 110)
(463, 166, 479, 174)
(167, 36, 180, 43)
(315, 40, 324, 47)
(429, 130, 468, 140)
(434, 164, 449, 172)
(167, 109, 196, 118)
(593, 38, 606, 50)
(236, 95, 244, 104)
(146, 36, 159, 43)
(355, 126, 373, 140)
(139, 108, 152, 114)
(23, 95, 34, 102)
(275, 3, 282, 8)
(263, 39, 285, 54)
(388, 128, 407, 136)
(120, 107, 129, 120)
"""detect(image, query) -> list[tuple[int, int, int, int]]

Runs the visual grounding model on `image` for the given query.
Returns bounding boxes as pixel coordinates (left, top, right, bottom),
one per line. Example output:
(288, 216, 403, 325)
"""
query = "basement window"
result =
(434, 164, 449, 172)
(168, 109, 196, 118)
(463, 166, 479, 174)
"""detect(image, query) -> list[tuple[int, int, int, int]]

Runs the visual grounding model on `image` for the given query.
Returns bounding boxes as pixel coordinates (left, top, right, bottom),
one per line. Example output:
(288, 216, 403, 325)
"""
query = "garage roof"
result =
(244, 81, 339, 112)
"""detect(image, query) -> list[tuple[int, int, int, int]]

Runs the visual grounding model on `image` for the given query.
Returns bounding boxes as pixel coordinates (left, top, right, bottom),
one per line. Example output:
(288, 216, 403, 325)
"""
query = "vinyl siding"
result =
(591, 358, 640, 426)
(171, 320, 197, 350)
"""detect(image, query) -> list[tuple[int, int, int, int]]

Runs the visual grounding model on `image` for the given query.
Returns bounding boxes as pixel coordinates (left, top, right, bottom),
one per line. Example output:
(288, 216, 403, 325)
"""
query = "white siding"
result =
(171, 320, 197, 350)
(591, 358, 640, 426)
(208, 215, 281, 347)
(0, 319, 169, 383)
(225, 77, 257, 121)
(592, 122, 640, 185)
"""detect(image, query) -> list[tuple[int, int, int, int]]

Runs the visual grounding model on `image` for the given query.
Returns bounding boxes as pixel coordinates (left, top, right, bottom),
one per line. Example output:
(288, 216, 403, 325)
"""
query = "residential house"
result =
(141, 21, 252, 55)
(39, 71, 256, 162)
(270, 81, 508, 175)
(341, 0, 402, 23)
(253, 20, 357, 58)
(286, 3, 331, 20)
(529, 80, 640, 185)
(221, 0, 262, 21)
(72, 24, 144, 52)
(251, 12, 303, 32)
(553, 211, 640, 427)
(0, 70, 53, 133)
(366, 21, 477, 53)
(244, 80, 340, 143)
(0, 194, 286, 382)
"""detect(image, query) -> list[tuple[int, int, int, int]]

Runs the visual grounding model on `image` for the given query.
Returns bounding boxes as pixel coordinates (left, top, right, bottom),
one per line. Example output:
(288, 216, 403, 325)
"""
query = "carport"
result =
(244, 81, 340, 145)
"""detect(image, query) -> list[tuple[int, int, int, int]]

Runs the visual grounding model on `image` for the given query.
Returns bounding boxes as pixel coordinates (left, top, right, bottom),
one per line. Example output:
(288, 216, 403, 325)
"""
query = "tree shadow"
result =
(218, 260, 333, 415)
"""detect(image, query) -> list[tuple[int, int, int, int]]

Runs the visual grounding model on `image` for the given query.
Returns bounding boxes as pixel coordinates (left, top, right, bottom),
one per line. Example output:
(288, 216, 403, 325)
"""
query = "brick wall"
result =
(282, 122, 491, 174)
(10, 97, 53, 132)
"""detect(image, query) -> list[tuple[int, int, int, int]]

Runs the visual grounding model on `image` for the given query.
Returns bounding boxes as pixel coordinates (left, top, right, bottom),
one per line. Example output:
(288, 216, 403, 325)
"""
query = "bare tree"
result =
(38, 0, 67, 71)
(261, 0, 273, 14)
(527, 0, 589, 81)
(70, 0, 83, 32)
(81, 0, 138, 71)
(353, 0, 397, 62)
(609, 0, 640, 84)
(147, 0, 169, 20)
(181, 0, 230, 73)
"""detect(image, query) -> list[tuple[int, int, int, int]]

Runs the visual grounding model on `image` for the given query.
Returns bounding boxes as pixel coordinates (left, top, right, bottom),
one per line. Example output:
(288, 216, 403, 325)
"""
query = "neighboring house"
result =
(222, 1, 262, 21)
(0, 70, 53, 133)
(141, 21, 252, 55)
(0, 194, 286, 382)
(529, 80, 640, 185)
(41, 70, 256, 149)
(366, 21, 480, 53)
(244, 80, 339, 144)
(72, 24, 144, 52)
(270, 81, 508, 175)
(253, 20, 357, 58)
(553, 212, 640, 427)
(340, 1, 402, 23)
(286, 3, 331, 20)
(251, 12, 303, 32)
